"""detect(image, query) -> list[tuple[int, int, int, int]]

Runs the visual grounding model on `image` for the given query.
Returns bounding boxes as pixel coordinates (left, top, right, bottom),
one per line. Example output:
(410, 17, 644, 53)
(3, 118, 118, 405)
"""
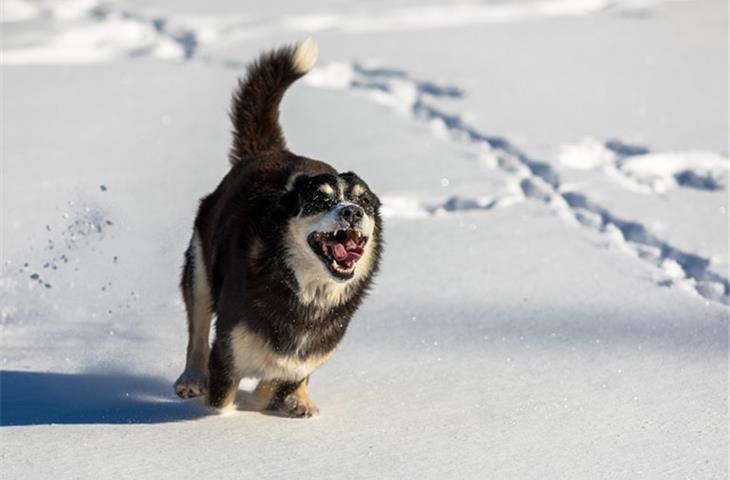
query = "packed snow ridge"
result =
(1, 0, 691, 65)
(1, 0, 199, 64)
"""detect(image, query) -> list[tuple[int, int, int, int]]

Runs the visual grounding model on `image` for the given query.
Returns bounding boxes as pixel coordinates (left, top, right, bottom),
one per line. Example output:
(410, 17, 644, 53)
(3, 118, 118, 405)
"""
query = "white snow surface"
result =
(559, 137, 729, 194)
(1, 0, 728, 479)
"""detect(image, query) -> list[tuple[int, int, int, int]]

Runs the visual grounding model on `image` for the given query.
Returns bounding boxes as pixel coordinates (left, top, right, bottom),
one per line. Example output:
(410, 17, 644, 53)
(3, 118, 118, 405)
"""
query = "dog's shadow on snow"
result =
(0, 370, 216, 426)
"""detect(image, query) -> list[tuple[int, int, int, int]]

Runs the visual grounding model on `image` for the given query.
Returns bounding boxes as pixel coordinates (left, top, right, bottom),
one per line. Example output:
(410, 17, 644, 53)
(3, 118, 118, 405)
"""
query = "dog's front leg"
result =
(206, 339, 240, 410)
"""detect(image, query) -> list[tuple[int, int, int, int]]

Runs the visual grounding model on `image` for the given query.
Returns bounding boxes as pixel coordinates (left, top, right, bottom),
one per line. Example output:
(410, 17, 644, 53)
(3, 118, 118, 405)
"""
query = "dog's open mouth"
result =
(307, 229, 367, 279)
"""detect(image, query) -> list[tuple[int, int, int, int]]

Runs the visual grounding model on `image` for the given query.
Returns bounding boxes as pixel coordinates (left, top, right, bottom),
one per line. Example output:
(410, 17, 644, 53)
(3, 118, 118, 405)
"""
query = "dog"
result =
(173, 38, 383, 417)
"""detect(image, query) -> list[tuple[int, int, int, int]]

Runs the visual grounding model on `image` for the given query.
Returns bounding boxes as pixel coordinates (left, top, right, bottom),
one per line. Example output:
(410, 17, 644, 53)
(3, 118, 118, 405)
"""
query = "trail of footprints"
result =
(309, 62, 729, 305)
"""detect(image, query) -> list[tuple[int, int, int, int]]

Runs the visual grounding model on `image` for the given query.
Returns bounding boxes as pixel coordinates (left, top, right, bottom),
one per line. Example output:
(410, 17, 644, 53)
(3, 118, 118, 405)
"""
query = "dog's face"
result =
(282, 171, 381, 294)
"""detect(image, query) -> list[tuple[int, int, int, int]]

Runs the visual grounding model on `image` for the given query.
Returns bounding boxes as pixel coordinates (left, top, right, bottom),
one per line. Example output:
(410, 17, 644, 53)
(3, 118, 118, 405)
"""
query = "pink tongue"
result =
(332, 243, 348, 261)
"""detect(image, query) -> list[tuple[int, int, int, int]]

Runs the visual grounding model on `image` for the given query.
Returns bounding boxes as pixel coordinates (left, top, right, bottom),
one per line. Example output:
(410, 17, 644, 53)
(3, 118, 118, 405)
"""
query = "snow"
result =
(1, 0, 728, 479)
(558, 137, 729, 194)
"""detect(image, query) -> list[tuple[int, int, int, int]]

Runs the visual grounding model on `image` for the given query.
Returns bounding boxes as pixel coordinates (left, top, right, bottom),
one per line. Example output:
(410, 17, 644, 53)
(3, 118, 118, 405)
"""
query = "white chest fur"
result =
(229, 325, 334, 381)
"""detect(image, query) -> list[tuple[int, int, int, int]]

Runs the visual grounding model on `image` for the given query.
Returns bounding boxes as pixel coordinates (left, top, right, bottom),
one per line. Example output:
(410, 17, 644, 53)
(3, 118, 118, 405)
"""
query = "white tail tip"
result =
(293, 37, 318, 74)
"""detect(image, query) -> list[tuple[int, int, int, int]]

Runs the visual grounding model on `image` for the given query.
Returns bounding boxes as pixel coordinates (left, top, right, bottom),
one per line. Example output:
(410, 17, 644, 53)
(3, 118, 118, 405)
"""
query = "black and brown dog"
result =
(173, 39, 383, 417)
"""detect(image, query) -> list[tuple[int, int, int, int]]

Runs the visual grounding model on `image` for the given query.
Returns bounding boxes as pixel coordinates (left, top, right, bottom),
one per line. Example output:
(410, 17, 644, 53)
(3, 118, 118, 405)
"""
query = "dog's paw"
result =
(174, 369, 208, 399)
(280, 394, 319, 418)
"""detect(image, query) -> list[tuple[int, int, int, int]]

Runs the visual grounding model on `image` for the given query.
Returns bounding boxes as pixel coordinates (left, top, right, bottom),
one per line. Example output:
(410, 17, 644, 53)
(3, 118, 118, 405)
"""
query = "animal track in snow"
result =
(380, 190, 525, 219)
(558, 137, 729, 194)
(306, 61, 729, 305)
(1, 0, 199, 64)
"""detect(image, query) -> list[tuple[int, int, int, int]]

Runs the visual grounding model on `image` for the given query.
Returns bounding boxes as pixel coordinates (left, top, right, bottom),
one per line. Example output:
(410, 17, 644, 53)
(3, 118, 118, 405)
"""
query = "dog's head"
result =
(280, 171, 382, 304)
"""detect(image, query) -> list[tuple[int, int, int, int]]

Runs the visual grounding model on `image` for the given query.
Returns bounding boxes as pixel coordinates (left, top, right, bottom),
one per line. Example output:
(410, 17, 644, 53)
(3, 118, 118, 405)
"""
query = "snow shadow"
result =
(674, 170, 723, 190)
(0, 370, 210, 426)
(359, 296, 729, 355)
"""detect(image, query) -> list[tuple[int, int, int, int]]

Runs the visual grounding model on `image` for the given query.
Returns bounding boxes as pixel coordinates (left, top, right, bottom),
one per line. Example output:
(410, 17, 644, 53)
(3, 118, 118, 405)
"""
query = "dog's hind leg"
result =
(251, 377, 319, 418)
(174, 231, 213, 399)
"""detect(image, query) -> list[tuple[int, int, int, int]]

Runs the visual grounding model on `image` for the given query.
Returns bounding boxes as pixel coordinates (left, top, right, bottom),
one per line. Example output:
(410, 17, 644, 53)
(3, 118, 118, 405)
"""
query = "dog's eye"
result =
(317, 183, 336, 197)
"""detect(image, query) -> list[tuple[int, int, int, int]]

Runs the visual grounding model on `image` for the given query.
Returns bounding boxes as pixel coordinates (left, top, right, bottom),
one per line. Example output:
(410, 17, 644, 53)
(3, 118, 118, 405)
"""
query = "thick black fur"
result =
(229, 44, 301, 164)
(195, 153, 382, 356)
(180, 43, 383, 411)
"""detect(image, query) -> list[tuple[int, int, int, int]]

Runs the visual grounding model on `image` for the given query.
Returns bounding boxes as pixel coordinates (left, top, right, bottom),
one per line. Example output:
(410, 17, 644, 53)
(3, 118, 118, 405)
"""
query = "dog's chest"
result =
(230, 324, 337, 381)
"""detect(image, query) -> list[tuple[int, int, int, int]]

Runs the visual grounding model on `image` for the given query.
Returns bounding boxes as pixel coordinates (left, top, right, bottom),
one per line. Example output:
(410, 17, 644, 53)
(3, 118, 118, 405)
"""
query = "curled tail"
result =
(228, 38, 318, 165)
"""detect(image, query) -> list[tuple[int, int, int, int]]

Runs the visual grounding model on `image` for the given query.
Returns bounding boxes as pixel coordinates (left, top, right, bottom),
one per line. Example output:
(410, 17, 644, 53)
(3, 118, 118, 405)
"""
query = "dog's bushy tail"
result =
(228, 38, 318, 165)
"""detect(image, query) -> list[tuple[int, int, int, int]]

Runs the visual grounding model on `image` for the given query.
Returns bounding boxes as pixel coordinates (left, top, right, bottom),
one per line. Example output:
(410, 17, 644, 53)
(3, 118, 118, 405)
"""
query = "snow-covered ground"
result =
(1, 0, 728, 478)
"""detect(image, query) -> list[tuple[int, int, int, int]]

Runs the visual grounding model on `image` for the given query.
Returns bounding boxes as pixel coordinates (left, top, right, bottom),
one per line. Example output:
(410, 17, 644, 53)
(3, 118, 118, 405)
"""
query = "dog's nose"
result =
(340, 205, 364, 224)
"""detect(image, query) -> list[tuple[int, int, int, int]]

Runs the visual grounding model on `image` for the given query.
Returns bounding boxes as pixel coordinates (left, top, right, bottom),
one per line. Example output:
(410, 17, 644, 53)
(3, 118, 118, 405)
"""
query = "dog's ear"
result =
(279, 173, 307, 214)
(338, 171, 359, 181)
(279, 188, 301, 214)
